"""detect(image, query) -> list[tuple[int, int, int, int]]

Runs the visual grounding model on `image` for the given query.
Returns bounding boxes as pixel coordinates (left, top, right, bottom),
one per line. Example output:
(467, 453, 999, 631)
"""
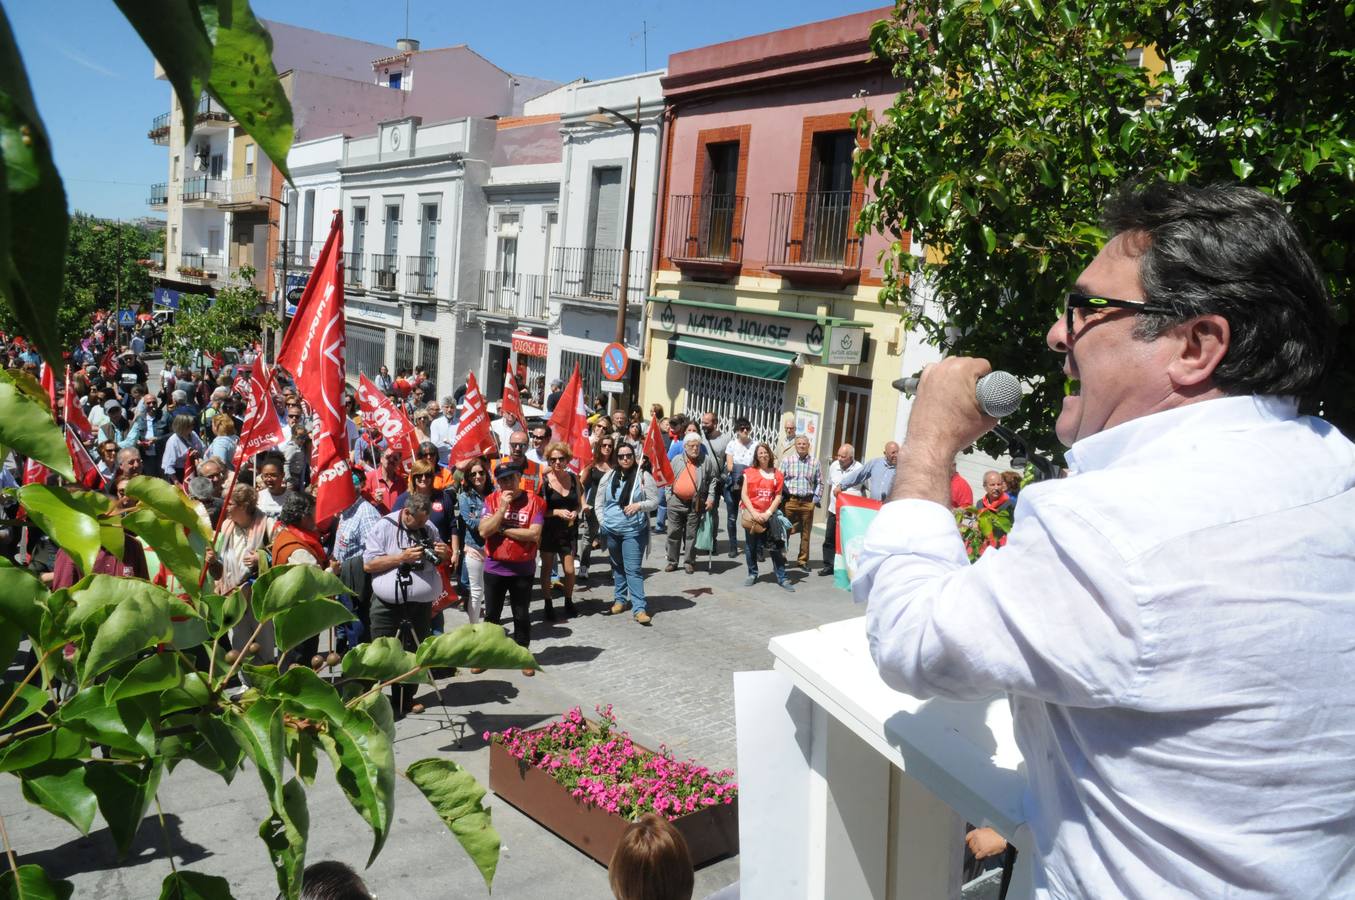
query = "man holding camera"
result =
(363, 491, 452, 716)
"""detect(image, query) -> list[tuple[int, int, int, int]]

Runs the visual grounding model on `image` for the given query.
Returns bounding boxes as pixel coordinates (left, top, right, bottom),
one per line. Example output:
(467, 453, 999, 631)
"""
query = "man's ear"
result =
(1167, 314, 1230, 389)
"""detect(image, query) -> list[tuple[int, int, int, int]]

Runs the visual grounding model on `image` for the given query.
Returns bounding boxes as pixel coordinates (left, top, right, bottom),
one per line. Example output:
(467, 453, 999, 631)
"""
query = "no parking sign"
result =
(600, 342, 629, 381)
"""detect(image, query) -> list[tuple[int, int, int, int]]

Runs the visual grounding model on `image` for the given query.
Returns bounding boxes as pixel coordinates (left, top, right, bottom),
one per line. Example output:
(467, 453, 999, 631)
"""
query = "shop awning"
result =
(667, 334, 794, 381)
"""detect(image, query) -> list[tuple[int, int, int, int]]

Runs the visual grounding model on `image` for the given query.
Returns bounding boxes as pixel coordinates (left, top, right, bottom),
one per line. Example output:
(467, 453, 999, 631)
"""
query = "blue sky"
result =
(11, 0, 887, 221)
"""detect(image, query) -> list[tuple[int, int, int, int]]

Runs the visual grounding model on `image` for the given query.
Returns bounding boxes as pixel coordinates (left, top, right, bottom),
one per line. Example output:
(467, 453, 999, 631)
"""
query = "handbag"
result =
(694, 509, 715, 552)
(740, 508, 766, 534)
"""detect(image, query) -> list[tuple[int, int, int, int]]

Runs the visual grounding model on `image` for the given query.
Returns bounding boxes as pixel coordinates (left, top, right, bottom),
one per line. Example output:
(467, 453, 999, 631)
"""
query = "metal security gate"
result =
(684, 366, 785, 447)
(559, 349, 602, 403)
(348, 322, 386, 381)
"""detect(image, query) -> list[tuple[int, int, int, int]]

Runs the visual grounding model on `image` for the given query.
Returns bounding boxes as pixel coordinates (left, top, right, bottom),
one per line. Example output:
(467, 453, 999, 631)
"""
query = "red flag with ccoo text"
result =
(500, 360, 524, 426)
(356, 373, 418, 462)
(450, 372, 498, 466)
(545, 363, 592, 473)
(643, 414, 675, 487)
(234, 357, 287, 464)
(276, 211, 355, 521)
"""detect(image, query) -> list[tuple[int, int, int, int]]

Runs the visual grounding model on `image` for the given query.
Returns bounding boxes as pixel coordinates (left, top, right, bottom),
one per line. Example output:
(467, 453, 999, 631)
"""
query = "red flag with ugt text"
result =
(276, 211, 355, 521)
(643, 414, 675, 487)
(357, 373, 418, 461)
(450, 372, 498, 466)
(234, 357, 287, 464)
(500, 361, 524, 426)
(545, 363, 592, 473)
(63, 366, 93, 441)
(23, 363, 57, 485)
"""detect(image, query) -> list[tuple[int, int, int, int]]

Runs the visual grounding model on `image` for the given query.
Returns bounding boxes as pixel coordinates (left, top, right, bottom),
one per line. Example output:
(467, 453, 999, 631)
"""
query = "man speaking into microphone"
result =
(856, 181, 1355, 899)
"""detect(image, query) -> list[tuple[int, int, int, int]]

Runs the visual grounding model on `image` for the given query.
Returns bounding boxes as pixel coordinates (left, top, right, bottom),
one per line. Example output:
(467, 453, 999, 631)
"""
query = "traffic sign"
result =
(600, 380, 624, 394)
(600, 342, 629, 381)
(118, 309, 135, 327)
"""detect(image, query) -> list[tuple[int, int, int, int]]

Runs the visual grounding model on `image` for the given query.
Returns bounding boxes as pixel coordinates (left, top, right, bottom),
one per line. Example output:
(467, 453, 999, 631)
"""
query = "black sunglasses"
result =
(510, 442, 527, 449)
(616, 452, 635, 459)
(532, 434, 548, 441)
(1065, 291, 1173, 337)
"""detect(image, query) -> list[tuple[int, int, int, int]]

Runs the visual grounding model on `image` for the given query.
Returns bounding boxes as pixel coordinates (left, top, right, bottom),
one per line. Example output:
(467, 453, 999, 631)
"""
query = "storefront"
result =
(640, 295, 870, 455)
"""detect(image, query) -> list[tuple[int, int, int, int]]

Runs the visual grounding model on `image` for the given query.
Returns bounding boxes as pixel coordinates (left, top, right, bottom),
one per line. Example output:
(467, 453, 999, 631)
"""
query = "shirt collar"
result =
(1065, 394, 1300, 474)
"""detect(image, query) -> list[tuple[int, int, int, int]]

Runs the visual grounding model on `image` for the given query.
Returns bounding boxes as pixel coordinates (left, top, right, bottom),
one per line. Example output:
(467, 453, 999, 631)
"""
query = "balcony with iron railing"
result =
(550, 246, 649, 306)
(343, 252, 365, 290)
(406, 256, 438, 296)
(666, 193, 747, 280)
(275, 240, 313, 271)
(766, 190, 865, 287)
(179, 176, 225, 204)
(220, 174, 271, 210)
(146, 250, 165, 272)
(178, 252, 225, 281)
(193, 93, 232, 127)
(148, 183, 168, 207)
(370, 253, 399, 292)
(479, 270, 548, 321)
(148, 112, 170, 144)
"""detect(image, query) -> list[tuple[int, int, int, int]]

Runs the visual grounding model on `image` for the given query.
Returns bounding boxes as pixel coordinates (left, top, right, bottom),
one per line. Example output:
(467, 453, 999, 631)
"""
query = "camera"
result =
(399, 529, 441, 573)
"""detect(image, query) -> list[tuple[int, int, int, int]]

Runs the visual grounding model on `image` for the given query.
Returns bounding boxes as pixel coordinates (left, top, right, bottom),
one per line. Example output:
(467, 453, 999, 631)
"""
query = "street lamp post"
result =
(586, 98, 642, 413)
(261, 194, 290, 363)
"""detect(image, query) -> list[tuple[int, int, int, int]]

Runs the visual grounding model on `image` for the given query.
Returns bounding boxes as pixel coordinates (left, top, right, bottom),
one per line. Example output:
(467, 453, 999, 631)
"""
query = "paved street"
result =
(3, 527, 860, 898)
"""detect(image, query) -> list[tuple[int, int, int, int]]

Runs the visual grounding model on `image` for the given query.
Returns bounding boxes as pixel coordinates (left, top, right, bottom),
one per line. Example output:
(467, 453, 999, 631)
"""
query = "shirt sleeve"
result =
(855, 496, 1144, 706)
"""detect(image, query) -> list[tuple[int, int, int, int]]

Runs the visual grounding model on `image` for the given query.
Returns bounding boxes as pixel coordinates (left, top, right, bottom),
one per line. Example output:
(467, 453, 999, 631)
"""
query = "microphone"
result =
(891, 370, 1023, 418)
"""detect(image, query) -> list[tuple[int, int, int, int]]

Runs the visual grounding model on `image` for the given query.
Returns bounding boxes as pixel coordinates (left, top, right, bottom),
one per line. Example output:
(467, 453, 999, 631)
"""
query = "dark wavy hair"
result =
(1105, 181, 1335, 397)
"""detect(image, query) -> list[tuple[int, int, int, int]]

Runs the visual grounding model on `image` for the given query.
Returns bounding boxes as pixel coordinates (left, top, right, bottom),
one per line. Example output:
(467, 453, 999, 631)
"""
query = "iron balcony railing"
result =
(479, 270, 548, 321)
(148, 183, 168, 206)
(550, 246, 649, 305)
(406, 256, 437, 295)
(343, 252, 365, 289)
(179, 253, 225, 278)
(147, 250, 165, 271)
(370, 253, 399, 292)
(767, 190, 865, 269)
(194, 93, 231, 124)
(179, 176, 225, 203)
(148, 112, 170, 143)
(223, 175, 269, 206)
(275, 240, 312, 270)
(666, 193, 746, 263)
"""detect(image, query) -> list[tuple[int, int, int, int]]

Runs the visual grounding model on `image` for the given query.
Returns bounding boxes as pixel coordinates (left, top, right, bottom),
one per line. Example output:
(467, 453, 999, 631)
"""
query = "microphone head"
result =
(976, 371, 1022, 418)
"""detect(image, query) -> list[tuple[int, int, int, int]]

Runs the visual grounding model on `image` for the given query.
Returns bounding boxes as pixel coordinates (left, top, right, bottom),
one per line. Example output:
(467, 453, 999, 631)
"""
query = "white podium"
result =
(734, 617, 1033, 900)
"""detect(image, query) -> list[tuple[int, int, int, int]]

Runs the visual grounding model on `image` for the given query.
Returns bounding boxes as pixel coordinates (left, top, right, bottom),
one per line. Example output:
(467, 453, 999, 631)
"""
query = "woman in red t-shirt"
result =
(739, 442, 793, 591)
(479, 464, 545, 674)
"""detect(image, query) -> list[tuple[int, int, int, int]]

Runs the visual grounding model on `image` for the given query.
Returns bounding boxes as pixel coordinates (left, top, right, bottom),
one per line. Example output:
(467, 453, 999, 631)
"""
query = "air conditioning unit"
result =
(497, 219, 520, 239)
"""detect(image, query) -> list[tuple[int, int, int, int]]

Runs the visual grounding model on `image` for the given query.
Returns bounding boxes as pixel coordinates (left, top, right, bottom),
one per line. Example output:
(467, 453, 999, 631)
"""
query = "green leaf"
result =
(106, 652, 182, 702)
(0, 8, 69, 365)
(76, 584, 174, 683)
(0, 381, 71, 480)
(225, 700, 308, 899)
(259, 778, 309, 900)
(17, 486, 111, 577)
(271, 598, 354, 656)
(51, 686, 156, 757)
(405, 758, 501, 890)
(18, 760, 97, 834)
(0, 557, 49, 637)
(0, 680, 46, 729)
(251, 565, 349, 623)
(0, 864, 75, 900)
(123, 508, 206, 600)
(124, 476, 212, 541)
(86, 759, 163, 856)
(352, 691, 396, 745)
(199, 0, 294, 181)
(240, 662, 281, 694)
(197, 591, 246, 638)
(284, 728, 319, 786)
(268, 667, 395, 866)
(1230, 158, 1255, 180)
(0, 727, 86, 773)
(156, 870, 235, 900)
(341, 636, 419, 683)
(1255, 7, 1283, 41)
(111, 2, 211, 144)
(160, 671, 212, 716)
(414, 623, 540, 672)
(980, 224, 998, 254)
(0, 367, 49, 410)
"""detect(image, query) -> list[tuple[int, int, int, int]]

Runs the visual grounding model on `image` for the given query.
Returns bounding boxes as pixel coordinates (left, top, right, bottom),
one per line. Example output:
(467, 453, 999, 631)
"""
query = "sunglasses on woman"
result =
(470, 470, 487, 478)
(616, 452, 635, 460)
(548, 456, 568, 463)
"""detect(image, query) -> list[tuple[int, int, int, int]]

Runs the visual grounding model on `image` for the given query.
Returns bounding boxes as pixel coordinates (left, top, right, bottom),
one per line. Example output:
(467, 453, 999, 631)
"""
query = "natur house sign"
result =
(651, 297, 866, 365)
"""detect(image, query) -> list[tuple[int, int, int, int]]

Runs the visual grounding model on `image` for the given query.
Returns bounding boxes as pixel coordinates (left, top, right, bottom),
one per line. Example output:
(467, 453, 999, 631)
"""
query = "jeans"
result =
(607, 528, 649, 614)
(335, 591, 369, 652)
(744, 528, 787, 584)
(484, 570, 534, 647)
(664, 495, 702, 566)
(783, 497, 817, 568)
(724, 467, 746, 549)
(655, 487, 667, 531)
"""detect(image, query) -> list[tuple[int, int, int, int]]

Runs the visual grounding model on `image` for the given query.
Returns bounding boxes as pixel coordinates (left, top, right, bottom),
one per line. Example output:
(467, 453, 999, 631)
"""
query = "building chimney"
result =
(396, 38, 419, 53)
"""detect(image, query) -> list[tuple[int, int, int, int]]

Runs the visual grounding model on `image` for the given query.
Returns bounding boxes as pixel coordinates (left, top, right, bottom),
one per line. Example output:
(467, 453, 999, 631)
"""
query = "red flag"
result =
(356, 373, 418, 461)
(500, 361, 524, 426)
(63, 366, 93, 441)
(545, 363, 592, 473)
(100, 348, 119, 381)
(277, 211, 355, 521)
(643, 414, 675, 487)
(234, 357, 287, 463)
(66, 425, 101, 488)
(23, 364, 57, 485)
(450, 372, 498, 466)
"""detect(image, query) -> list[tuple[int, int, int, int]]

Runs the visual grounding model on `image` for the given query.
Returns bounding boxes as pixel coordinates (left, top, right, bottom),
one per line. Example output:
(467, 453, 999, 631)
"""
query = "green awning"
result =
(667, 334, 794, 381)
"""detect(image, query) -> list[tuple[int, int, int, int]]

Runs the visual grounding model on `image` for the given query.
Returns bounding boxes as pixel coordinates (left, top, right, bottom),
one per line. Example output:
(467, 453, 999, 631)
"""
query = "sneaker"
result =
(664, 563, 678, 572)
(610, 602, 629, 615)
(684, 563, 695, 574)
(634, 611, 652, 626)
(743, 575, 756, 586)
(778, 582, 797, 593)
(818, 566, 834, 576)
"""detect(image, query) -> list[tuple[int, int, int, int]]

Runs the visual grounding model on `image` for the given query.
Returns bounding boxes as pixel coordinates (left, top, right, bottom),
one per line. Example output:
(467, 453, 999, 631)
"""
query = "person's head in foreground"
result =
(300, 860, 372, 900)
(608, 813, 694, 900)
(1049, 180, 1334, 447)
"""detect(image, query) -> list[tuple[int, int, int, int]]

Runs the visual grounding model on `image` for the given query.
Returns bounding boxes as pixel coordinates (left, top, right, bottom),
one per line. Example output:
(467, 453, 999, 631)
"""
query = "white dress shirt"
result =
(856, 395, 1355, 899)
(826, 459, 864, 515)
(429, 414, 456, 464)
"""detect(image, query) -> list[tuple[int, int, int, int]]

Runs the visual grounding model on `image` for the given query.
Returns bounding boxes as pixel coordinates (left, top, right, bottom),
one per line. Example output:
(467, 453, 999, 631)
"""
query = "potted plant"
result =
(487, 706, 739, 866)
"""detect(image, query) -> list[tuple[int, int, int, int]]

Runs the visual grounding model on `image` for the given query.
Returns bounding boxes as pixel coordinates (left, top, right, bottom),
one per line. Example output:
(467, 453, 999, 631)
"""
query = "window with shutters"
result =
(244, 144, 256, 177)
(586, 167, 622, 296)
(559, 350, 603, 402)
(496, 212, 519, 288)
(684, 367, 785, 448)
(394, 333, 414, 376)
(348, 323, 386, 380)
(418, 336, 439, 389)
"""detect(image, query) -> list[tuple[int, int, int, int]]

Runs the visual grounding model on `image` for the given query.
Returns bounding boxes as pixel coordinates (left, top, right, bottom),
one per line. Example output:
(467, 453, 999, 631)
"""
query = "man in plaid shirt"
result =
(779, 434, 822, 570)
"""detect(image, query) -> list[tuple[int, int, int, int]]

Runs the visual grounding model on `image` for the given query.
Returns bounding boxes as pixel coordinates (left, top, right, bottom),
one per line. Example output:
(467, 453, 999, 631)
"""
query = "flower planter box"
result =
(488, 727, 739, 867)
